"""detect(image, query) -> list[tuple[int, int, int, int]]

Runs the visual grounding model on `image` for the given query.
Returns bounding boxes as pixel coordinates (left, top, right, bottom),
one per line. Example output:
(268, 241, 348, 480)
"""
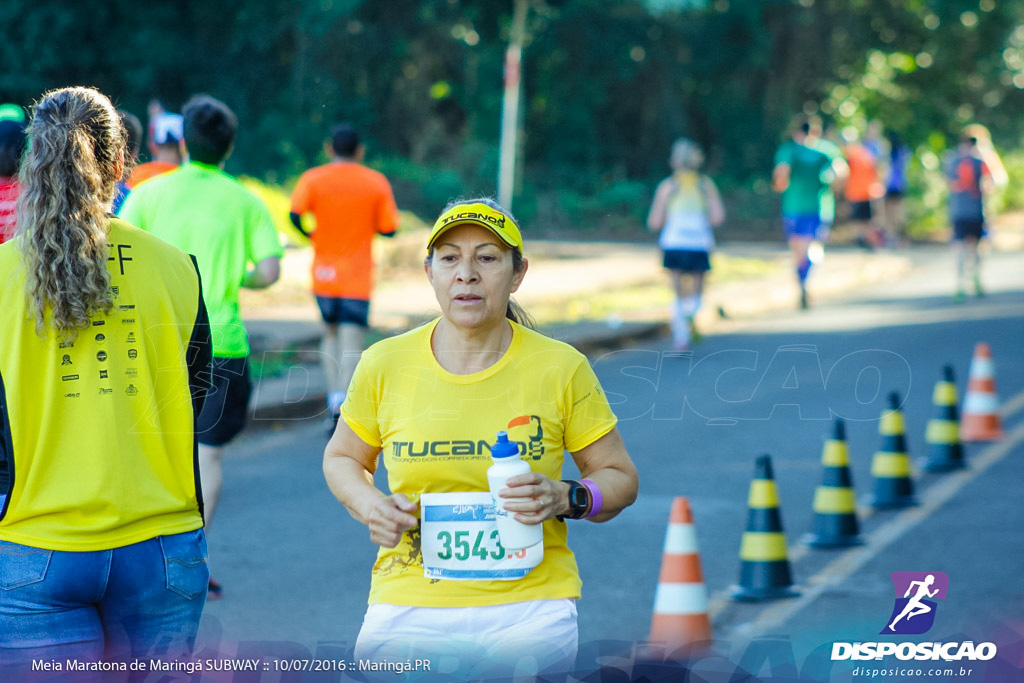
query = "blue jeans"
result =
(0, 529, 208, 670)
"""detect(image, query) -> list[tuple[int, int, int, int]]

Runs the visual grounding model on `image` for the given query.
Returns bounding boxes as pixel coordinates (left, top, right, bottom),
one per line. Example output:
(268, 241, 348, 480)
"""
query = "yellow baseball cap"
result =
(427, 202, 522, 252)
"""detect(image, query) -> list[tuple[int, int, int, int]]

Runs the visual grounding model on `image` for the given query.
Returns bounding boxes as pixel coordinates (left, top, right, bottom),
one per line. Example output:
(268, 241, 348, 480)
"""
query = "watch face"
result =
(571, 485, 587, 505)
(569, 481, 589, 517)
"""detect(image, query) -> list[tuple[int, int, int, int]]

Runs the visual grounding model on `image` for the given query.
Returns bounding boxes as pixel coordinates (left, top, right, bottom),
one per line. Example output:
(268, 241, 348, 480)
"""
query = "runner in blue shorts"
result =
(773, 115, 846, 309)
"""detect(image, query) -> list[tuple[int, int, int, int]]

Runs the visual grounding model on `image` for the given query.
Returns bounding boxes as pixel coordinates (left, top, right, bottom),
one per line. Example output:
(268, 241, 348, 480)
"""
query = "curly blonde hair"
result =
(16, 87, 127, 342)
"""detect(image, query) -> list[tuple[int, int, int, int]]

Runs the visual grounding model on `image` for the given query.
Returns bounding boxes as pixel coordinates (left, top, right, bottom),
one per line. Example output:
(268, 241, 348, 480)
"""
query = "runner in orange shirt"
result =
(290, 124, 399, 432)
(842, 130, 885, 249)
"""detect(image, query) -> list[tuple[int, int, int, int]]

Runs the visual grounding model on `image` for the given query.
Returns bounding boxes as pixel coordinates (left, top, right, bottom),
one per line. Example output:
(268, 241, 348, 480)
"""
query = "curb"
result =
(245, 319, 668, 428)
(243, 248, 915, 428)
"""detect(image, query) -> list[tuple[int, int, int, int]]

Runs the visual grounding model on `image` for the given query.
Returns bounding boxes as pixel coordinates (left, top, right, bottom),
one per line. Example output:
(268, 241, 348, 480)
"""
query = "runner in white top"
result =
(647, 138, 725, 350)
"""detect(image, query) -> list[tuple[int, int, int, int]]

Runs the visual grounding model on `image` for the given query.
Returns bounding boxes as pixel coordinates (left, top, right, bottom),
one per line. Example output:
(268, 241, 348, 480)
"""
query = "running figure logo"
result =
(882, 571, 949, 635)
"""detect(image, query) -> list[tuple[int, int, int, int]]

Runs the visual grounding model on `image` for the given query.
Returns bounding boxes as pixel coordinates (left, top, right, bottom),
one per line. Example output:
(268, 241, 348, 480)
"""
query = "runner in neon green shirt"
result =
(120, 94, 281, 599)
(121, 163, 281, 358)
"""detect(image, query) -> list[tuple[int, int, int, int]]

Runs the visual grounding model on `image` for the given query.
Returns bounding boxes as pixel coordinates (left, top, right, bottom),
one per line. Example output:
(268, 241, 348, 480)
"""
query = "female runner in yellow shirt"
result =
(323, 198, 638, 678)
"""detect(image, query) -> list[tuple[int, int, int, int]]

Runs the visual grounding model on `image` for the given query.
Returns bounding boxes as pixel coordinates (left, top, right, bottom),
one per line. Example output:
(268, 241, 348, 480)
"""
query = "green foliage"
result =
(902, 160, 949, 240)
(238, 177, 310, 247)
(3, 0, 1024, 239)
(713, 183, 781, 241)
(371, 156, 474, 219)
(552, 179, 651, 236)
(990, 150, 1024, 215)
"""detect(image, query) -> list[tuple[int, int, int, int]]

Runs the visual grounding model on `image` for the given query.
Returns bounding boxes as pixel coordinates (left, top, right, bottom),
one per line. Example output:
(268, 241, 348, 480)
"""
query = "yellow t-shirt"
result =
(0, 219, 210, 551)
(342, 318, 617, 607)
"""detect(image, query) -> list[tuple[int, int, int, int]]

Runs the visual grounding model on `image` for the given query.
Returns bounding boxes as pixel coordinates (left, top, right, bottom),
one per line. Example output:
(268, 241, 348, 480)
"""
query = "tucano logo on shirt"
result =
(391, 415, 545, 461)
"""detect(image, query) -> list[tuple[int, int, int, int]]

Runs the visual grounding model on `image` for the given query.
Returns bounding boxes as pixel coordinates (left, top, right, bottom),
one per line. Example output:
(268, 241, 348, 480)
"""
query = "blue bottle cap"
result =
(490, 430, 520, 458)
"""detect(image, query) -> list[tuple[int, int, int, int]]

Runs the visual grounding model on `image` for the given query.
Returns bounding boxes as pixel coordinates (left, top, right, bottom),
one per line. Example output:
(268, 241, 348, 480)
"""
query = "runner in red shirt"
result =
(843, 132, 884, 249)
(946, 133, 995, 301)
(290, 124, 399, 431)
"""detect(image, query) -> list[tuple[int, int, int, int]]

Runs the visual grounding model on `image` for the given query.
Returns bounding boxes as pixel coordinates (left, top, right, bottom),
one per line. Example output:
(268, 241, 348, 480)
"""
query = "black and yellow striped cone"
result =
(868, 392, 918, 509)
(922, 365, 966, 472)
(803, 419, 862, 548)
(732, 454, 799, 601)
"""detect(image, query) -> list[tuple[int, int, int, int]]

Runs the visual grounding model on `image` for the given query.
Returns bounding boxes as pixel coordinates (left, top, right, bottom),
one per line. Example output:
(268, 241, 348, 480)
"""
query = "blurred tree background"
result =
(2, 0, 1023, 239)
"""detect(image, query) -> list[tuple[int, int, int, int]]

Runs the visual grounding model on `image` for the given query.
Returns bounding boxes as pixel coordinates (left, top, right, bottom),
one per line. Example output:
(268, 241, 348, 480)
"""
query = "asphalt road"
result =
(196, 246, 1024, 682)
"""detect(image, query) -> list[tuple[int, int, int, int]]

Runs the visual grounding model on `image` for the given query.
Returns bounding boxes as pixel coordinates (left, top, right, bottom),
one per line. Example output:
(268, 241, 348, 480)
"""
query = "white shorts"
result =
(354, 599, 578, 679)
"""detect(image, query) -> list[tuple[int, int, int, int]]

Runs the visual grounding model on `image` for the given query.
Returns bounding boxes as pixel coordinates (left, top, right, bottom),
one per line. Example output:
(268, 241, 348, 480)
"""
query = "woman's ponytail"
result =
(17, 87, 124, 341)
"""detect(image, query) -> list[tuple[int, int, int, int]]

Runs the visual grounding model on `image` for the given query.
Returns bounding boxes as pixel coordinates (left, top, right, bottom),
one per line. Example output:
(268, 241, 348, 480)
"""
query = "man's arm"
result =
(376, 183, 400, 239)
(243, 255, 280, 289)
(646, 178, 673, 232)
(289, 212, 312, 238)
(827, 155, 849, 194)
(903, 580, 923, 598)
(772, 163, 791, 193)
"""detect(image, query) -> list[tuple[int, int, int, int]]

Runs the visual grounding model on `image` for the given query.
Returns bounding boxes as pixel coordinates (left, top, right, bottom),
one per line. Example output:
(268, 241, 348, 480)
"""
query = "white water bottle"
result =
(487, 430, 544, 550)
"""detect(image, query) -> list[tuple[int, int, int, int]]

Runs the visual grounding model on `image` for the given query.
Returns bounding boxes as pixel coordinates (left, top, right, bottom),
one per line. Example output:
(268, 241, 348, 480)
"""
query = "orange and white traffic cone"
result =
(649, 497, 712, 656)
(961, 342, 1004, 442)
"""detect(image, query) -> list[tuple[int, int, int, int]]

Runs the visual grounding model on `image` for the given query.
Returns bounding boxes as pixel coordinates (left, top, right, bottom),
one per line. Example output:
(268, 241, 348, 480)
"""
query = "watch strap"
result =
(581, 478, 603, 518)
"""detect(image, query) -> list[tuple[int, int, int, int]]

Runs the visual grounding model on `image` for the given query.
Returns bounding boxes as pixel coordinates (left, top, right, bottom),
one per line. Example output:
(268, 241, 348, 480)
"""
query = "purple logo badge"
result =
(881, 571, 949, 635)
